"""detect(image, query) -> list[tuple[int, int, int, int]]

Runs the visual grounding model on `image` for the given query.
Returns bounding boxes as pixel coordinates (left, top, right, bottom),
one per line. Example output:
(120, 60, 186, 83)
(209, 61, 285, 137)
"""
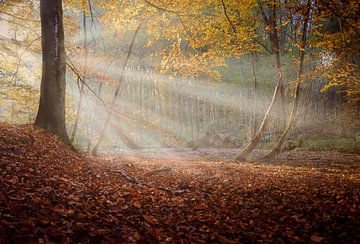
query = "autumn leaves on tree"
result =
(1, 0, 358, 158)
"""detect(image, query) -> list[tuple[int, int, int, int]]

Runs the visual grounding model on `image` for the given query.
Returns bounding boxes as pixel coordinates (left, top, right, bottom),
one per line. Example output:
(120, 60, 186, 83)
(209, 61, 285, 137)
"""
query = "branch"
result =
(143, 0, 196, 43)
(65, 60, 109, 112)
(112, 23, 142, 99)
(111, 170, 140, 184)
(329, 0, 360, 39)
(220, 0, 272, 54)
(220, 0, 236, 33)
(12, 36, 41, 79)
(110, 168, 190, 196)
(66, 61, 133, 122)
(143, 0, 186, 15)
(253, 38, 273, 54)
(257, 0, 270, 26)
(91, 22, 142, 155)
(0, 16, 31, 29)
(87, 0, 94, 25)
(0, 10, 40, 22)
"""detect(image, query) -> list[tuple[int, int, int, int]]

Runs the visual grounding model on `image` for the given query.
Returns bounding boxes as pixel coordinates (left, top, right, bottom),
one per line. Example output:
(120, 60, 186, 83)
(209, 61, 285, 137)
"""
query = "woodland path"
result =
(104, 147, 360, 165)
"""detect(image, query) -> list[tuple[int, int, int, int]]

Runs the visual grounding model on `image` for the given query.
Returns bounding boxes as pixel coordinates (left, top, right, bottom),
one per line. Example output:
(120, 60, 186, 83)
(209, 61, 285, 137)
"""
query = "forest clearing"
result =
(1, 0, 360, 242)
(1, 124, 359, 242)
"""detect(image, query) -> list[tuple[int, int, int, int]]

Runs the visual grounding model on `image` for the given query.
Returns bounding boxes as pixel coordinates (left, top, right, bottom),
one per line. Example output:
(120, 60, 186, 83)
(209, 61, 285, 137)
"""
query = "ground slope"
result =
(1, 124, 359, 243)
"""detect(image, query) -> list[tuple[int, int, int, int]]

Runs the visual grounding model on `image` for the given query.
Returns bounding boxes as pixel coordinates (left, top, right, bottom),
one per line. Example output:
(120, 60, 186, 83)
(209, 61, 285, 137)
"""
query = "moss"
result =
(303, 138, 360, 153)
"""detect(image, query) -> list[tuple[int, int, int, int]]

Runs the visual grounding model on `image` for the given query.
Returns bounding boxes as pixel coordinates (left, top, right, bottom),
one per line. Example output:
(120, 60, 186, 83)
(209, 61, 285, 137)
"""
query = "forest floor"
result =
(1, 124, 359, 243)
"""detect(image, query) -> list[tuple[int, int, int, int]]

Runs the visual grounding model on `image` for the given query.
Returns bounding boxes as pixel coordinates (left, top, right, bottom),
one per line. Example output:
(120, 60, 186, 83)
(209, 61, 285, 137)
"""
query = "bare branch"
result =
(253, 38, 273, 54)
(12, 36, 42, 79)
(0, 16, 31, 29)
(87, 0, 95, 27)
(65, 59, 109, 112)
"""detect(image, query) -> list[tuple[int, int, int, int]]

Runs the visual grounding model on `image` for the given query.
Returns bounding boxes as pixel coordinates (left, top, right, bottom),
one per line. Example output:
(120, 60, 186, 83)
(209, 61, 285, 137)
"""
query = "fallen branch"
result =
(110, 168, 190, 196)
(111, 170, 140, 184)
(0, 147, 21, 154)
(159, 187, 190, 196)
(146, 166, 173, 176)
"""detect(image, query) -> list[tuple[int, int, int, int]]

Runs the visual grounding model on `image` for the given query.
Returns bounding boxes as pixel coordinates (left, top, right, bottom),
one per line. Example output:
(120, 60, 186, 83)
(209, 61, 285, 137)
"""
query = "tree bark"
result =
(92, 23, 141, 156)
(178, 93, 184, 139)
(234, 0, 284, 161)
(193, 96, 200, 150)
(271, 1, 286, 128)
(34, 0, 70, 145)
(251, 52, 258, 136)
(262, 0, 312, 160)
(71, 10, 87, 143)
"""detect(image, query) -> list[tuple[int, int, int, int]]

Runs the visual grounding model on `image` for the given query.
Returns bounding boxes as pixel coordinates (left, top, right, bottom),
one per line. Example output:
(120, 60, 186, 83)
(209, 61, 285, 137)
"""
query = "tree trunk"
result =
(251, 52, 258, 136)
(234, 0, 284, 161)
(110, 121, 141, 150)
(179, 93, 184, 139)
(189, 94, 194, 145)
(262, 0, 312, 160)
(71, 78, 84, 142)
(139, 67, 144, 144)
(34, 0, 70, 145)
(272, 1, 286, 128)
(235, 80, 282, 161)
(193, 96, 200, 150)
(71, 10, 87, 143)
(92, 23, 141, 156)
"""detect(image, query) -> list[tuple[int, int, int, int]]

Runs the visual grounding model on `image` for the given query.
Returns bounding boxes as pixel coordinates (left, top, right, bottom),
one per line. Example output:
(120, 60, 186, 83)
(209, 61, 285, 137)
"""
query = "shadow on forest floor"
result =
(1, 123, 359, 242)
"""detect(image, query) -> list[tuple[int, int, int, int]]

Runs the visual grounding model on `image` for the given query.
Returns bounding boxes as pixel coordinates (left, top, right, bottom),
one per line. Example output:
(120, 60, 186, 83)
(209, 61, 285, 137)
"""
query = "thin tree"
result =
(235, 0, 285, 161)
(71, 10, 87, 143)
(262, 0, 312, 160)
(34, 0, 70, 145)
(92, 23, 141, 156)
(251, 51, 258, 136)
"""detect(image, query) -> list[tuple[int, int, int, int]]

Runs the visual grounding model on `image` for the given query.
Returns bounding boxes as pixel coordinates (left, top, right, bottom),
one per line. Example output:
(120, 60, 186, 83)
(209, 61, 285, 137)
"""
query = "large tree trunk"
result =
(34, 0, 70, 145)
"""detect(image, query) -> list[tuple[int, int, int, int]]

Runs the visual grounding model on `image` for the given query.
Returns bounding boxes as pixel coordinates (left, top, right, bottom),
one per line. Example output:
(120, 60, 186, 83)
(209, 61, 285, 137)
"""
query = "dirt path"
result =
(103, 147, 360, 165)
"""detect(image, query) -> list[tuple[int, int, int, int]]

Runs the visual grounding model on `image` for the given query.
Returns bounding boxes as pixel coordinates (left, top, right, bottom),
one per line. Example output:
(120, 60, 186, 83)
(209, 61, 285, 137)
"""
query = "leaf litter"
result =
(1, 124, 359, 243)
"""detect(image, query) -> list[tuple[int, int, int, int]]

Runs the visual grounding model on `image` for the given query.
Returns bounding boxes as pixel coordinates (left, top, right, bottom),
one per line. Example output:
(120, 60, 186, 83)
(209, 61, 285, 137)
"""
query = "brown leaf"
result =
(143, 215, 157, 225)
(311, 234, 325, 243)
(133, 202, 141, 208)
(133, 232, 141, 240)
